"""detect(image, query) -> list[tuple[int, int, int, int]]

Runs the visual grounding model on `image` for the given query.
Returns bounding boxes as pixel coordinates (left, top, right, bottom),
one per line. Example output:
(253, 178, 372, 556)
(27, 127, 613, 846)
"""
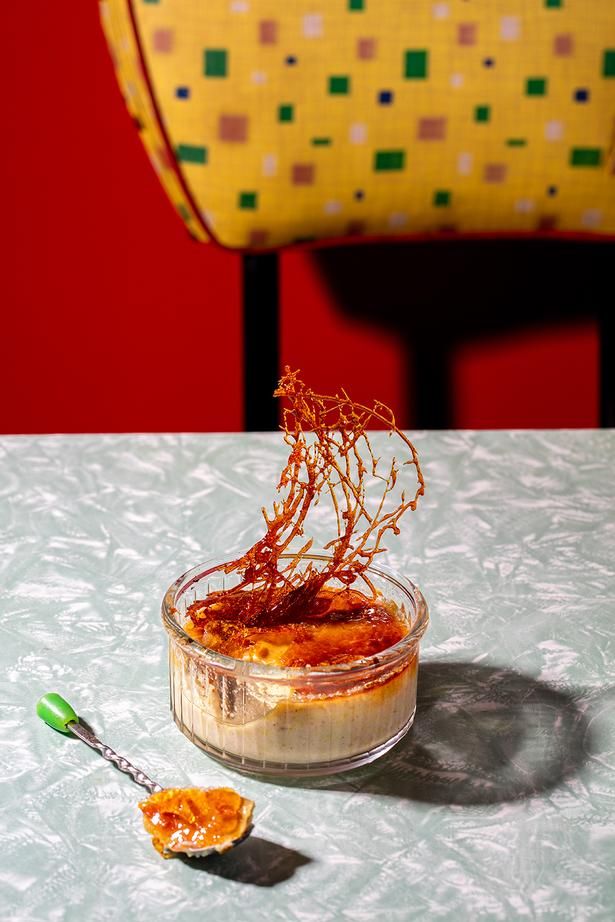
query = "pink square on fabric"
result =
(457, 23, 478, 46)
(483, 163, 508, 183)
(357, 37, 377, 59)
(346, 220, 365, 236)
(218, 114, 249, 142)
(156, 146, 174, 170)
(249, 229, 269, 246)
(417, 117, 447, 140)
(292, 163, 316, 185)
(259, 20, 278, 44)
(538, 214, 558, 231)
(153, 29, 174, 53)
(554, 33, 574, 56)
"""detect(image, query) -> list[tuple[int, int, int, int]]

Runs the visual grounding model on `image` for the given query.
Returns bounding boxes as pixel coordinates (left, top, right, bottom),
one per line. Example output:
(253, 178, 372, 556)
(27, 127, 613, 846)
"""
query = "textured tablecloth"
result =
(1, 431, 614, 921)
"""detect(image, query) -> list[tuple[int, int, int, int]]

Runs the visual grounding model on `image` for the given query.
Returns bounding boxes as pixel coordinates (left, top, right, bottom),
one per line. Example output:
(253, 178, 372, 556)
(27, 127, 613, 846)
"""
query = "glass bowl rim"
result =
(161, 553, 429, 680)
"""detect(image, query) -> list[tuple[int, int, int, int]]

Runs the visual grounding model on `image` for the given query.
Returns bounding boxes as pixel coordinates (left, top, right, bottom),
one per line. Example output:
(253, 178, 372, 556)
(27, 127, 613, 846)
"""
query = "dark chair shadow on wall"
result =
(314, 238, 614, 427)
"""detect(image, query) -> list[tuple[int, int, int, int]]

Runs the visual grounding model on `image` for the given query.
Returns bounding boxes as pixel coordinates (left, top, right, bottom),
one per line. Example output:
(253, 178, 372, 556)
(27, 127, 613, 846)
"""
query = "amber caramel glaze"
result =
(185, 587, 407, 667)
(138, 787, 254, 857)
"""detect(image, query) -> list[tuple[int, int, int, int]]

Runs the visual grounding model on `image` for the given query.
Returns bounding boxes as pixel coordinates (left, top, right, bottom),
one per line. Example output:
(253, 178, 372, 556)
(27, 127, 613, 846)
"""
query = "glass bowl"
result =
(161, 554, 429, 777)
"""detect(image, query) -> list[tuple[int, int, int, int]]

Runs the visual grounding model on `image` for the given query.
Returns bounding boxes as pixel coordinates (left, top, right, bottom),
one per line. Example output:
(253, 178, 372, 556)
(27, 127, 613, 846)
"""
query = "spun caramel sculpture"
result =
(189, 369, 424, 630)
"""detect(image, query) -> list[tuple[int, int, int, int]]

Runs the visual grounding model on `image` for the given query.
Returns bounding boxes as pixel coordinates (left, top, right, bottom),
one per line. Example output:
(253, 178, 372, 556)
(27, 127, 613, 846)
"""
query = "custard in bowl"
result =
(162, 554, 428, 776)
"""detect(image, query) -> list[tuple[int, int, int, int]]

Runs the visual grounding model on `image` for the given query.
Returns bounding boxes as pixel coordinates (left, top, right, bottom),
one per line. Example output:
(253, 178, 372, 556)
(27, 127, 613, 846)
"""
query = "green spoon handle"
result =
(37, 693, 162, 795)
(36, 692, 78, 733)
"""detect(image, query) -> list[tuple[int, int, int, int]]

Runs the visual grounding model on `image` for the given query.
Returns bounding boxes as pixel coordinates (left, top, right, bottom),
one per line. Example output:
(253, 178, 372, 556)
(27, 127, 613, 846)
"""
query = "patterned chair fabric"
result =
(100, 0, 615, 249)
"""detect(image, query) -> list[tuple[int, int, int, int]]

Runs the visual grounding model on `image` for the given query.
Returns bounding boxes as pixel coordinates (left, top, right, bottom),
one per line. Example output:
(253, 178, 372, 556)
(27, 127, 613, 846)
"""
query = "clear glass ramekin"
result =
(161, 554, 429, 777)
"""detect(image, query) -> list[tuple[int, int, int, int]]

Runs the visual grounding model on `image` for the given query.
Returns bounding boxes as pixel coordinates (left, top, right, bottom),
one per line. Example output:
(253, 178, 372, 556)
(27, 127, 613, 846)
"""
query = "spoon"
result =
(36, 692, 254, 858)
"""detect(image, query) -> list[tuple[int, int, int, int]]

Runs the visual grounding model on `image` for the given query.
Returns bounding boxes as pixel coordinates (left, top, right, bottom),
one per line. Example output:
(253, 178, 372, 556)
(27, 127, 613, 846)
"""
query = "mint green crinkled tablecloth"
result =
(1, 431, 614, 921)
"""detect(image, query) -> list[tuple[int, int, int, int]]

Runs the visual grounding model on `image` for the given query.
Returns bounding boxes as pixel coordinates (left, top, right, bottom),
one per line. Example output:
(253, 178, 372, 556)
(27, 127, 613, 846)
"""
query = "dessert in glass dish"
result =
(162, 370, 428, 776)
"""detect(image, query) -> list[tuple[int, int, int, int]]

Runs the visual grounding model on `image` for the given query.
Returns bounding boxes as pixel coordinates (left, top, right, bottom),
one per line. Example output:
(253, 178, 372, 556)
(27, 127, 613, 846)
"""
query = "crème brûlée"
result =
(185, 587, 407, 666)
(170, 587, 419, 770)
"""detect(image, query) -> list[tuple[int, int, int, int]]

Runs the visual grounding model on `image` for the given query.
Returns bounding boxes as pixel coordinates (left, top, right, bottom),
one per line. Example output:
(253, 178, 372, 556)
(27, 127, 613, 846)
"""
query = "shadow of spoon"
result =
(179, 836, 313, 885)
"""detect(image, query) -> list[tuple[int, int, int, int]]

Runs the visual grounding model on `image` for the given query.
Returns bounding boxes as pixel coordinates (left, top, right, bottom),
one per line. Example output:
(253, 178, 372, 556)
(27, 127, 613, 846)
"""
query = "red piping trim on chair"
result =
(240, 227, 615, 256)
(294, 227, 615, 252)
(126, 0, 226, 249)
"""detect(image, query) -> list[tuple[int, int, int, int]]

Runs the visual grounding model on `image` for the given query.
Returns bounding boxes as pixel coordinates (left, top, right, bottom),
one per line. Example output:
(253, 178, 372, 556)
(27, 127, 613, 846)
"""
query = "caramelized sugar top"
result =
(185, 587, 407, 667)
(139, 787, 253, 857)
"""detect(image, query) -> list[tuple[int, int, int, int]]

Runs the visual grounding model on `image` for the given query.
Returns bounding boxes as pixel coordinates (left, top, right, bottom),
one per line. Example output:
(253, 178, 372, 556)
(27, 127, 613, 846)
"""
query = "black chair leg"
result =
(600, 307, 614, 428)
(242, 252, 280, 431)
(413, 340, 452, 429)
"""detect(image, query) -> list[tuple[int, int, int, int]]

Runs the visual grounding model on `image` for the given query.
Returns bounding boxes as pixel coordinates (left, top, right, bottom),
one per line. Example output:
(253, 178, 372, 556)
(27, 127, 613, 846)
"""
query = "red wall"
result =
(1, 4, 599, 433)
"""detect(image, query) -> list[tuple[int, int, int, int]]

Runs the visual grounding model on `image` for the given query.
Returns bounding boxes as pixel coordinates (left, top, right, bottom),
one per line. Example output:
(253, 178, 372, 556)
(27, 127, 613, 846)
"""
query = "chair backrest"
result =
(101, 0, 615, 250)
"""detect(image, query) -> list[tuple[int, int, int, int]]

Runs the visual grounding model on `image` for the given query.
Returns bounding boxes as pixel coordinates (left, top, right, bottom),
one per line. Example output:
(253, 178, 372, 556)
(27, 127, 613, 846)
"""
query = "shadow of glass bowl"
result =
(349, 660, 594, 805)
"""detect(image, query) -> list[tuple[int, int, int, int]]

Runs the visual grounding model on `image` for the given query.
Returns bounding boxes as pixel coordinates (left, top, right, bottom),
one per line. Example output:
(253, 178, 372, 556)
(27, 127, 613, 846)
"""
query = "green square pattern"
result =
(374, 150, 405, 171)
(404, 50, 428, 79)
(603, 50, 615, 77)
(176, 144, 207, 164)
(544, 0, 563, 7)
(278, 104, 294, 123)
(506, 138, 527, 147)
(311, 137, 332, 146)
(348, 0, 365, 9)
(238, 191, 258, 209)
(204, 49, 228, 78)
(474, 105, 491, 123)
(329, 76, 350, 95)
(526, 77, 548, 96)
(570, 147, 603, 167)
(433, 190, 451, 207)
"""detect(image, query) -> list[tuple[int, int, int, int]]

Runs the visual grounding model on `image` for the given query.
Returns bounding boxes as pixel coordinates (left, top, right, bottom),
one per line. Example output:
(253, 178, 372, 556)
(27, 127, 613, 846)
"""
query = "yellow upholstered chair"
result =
(100, 0, 615, 425)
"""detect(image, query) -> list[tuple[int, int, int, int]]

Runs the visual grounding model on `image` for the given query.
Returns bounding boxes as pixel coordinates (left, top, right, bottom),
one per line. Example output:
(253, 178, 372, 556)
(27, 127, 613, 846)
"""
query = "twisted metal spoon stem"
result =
(68, 720, 163, 794)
